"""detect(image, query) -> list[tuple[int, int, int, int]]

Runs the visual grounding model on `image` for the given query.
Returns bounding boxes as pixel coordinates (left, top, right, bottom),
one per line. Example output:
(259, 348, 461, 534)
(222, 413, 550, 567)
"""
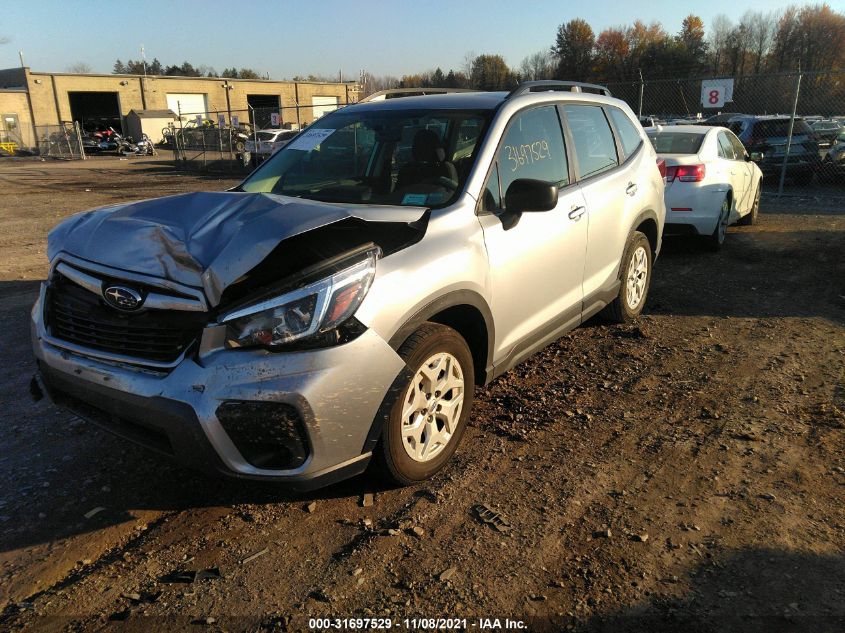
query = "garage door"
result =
(166, 93, 208, 120)
(312, 96, 339, 120)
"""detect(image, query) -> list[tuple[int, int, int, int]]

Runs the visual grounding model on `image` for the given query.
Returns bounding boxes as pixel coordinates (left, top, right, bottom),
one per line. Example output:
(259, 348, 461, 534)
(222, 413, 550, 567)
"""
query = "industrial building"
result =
(0, 67, 359, 151)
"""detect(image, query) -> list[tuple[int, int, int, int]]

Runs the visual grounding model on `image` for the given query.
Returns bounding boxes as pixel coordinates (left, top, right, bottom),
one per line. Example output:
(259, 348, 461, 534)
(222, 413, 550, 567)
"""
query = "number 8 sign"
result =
(701, 81, 732, 108)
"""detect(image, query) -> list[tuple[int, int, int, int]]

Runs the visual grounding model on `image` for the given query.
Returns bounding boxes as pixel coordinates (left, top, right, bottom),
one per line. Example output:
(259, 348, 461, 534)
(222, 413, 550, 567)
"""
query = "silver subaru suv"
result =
(31, 81, 665, 489)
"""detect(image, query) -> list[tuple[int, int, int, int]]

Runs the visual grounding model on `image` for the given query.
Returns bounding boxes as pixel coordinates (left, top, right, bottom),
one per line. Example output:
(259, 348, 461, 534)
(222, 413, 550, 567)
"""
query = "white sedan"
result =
(647, 125, 763, 251)
(245, 129, 298, 156)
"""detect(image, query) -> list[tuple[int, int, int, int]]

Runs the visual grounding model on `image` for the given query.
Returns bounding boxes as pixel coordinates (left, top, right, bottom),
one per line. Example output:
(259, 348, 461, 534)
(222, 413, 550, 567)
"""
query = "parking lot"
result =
(0, 157, 843, 632)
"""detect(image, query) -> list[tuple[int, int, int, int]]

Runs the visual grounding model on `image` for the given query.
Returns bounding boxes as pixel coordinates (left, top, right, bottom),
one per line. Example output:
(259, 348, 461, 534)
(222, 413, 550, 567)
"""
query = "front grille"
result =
(46, 271, 206, 364)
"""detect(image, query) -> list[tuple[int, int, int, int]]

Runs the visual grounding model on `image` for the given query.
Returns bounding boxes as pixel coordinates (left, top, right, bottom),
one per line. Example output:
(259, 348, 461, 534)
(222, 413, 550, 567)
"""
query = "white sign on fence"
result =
(218, 114, 226, 128)
(270, 112, 280, 127)
(195, 114, 203, 126)
(232, 115, 239, 127)
(701, 79, 734, 108)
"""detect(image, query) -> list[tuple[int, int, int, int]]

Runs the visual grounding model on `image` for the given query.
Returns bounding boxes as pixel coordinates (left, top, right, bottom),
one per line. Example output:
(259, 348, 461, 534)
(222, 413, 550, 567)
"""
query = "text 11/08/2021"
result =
(308, 617, 527, 630)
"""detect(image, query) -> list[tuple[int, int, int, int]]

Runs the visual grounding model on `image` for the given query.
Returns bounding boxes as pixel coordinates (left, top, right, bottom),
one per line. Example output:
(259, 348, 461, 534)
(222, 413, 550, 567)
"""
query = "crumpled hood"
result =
(48, 191, 424, 306)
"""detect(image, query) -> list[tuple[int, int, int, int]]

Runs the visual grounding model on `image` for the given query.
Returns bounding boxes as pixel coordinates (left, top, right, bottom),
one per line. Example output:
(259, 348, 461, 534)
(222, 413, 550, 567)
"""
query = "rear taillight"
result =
(656, 158, 666, 179)
(666, 164, 705, 183)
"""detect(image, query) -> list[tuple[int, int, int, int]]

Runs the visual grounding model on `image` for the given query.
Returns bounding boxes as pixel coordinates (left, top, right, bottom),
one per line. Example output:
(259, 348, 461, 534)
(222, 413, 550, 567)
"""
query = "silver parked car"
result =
(31, 81, 665, 488)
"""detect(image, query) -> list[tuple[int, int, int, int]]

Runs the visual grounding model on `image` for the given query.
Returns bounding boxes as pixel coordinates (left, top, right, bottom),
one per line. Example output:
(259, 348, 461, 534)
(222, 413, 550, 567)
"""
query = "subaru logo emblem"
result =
(102, 285, 143, 311)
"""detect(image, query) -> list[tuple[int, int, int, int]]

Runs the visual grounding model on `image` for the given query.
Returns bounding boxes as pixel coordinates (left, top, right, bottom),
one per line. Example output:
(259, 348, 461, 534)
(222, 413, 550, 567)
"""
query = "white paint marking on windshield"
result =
(286, 128, 336, 151)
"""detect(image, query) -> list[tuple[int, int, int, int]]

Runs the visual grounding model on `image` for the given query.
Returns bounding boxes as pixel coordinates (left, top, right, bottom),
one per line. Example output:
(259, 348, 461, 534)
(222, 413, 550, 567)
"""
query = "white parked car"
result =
(647, 125, 763, 251)
(245, 129, 298, 156)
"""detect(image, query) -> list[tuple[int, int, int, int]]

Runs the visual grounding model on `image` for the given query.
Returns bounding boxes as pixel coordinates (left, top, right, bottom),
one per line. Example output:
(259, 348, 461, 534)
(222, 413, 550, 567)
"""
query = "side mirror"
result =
(504, 179, 558, 213)
(749, 151, 764, 162)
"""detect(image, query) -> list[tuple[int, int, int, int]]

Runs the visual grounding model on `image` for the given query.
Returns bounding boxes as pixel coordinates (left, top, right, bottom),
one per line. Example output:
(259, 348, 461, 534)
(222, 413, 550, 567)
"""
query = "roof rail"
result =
(358, 87, 475, 103)
(507, 80, 612, 98)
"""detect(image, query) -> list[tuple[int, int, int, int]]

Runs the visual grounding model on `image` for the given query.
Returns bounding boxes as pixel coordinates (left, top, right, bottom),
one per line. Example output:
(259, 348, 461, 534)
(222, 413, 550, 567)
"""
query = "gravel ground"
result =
(0, 156, 843, 632)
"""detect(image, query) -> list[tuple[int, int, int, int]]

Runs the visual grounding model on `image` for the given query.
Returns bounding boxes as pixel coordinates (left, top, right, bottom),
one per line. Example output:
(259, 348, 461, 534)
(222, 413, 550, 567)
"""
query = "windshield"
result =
(647, 132, 705, 154)
(240, 108, 492, 206)
(256, 131, 278, 141)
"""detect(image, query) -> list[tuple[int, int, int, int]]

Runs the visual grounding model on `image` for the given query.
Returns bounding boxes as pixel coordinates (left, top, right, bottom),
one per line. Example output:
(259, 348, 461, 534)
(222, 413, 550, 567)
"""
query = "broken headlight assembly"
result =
(221, 248, 378, 350)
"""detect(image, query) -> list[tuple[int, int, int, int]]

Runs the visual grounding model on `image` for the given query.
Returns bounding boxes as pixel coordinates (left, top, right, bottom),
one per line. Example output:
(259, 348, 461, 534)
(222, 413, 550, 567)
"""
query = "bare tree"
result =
(518, 50, 554, 81)
(461, 51, 477, 78)
(359, 71, 400, 98)
(708, 14, 733, 73)
(66, 62, 92, 74)
(742, 10, 778, 74)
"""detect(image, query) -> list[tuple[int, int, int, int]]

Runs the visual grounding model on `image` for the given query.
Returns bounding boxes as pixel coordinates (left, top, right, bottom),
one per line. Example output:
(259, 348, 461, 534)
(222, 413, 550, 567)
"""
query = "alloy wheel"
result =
(400, 352, 465, 462)
(626, 246, 649, 310)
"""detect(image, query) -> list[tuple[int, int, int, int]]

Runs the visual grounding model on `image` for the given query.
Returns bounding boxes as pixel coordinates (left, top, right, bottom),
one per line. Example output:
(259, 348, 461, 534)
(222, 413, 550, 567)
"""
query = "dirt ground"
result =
(0, 156, 843, 632)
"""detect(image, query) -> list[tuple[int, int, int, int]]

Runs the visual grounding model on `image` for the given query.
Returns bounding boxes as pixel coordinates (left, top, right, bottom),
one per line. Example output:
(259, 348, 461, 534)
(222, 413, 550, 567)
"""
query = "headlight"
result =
(221, 248, 378, 350)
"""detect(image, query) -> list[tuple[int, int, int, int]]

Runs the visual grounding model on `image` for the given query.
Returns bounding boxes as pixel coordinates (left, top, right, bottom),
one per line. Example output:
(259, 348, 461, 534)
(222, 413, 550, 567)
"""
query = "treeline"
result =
(361, 2, 844, 95)
(112, 59, 264, 79)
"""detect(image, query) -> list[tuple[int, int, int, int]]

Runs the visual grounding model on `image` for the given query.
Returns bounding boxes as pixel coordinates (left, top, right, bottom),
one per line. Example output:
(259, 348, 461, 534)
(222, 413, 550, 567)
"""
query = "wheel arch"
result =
(386, 290, 494, 387)
(631, 208, 661, 257)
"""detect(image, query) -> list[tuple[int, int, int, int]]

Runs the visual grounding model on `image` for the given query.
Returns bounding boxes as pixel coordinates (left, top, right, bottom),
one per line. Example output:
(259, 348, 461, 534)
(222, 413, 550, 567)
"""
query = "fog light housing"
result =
(216, 401, 309, 470)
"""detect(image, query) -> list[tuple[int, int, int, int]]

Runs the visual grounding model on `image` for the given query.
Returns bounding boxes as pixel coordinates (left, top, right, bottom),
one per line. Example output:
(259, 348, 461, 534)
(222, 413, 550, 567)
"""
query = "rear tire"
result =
(601, 231, 653, 323)
(737, 184, 760, 226)
(375, 323, 475, 486)
(706, 197, 730, 252)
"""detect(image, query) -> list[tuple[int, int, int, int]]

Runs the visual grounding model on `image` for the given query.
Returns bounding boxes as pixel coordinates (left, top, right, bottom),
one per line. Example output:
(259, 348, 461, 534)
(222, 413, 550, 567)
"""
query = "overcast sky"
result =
(0, 0, 834, 79)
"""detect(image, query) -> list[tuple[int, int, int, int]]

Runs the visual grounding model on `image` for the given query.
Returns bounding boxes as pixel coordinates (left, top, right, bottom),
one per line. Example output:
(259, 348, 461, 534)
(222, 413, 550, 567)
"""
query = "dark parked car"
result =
(820, 131, 845, 182)
(728, 116, 820, 185)
(704, 112, 744, 125)
(810, 120, 843, 148)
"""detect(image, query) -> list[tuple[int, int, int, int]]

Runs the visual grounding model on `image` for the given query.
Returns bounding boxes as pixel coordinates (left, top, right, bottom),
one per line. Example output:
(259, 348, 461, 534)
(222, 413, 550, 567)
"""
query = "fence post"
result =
(74, 121, 86, 160)
(250, 104, 258, 165)
(638, 69, 644, 118)
(777, 70, 802, 195)
(295, 82, 302, 130)
(177, 101, 185, 167)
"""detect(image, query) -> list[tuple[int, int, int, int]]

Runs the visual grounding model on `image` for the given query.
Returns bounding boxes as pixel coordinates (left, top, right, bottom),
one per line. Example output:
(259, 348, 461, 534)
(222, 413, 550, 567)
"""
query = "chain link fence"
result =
(607, 69, 845, 195)
(169, 101, 349, 172)
(34, 122, 86, 160)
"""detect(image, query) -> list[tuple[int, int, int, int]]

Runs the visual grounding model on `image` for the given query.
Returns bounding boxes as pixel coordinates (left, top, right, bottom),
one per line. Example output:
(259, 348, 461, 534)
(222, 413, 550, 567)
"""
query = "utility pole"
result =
(778, 61, 802, 195)
(638, 69, 644, 118)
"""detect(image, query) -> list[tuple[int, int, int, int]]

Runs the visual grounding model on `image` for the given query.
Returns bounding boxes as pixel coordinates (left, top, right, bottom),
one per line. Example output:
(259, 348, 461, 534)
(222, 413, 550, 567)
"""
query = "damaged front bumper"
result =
(31, 285, 405, 488)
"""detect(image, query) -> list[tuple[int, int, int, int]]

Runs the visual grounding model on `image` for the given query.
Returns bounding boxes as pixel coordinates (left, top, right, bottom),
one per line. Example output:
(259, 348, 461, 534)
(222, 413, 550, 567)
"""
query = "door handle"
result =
(626, 182, 638, 196)
(568, 205, 586, 220)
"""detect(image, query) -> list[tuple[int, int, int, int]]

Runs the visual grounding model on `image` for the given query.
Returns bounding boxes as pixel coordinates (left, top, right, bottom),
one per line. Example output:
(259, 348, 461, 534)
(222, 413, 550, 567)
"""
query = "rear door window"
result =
(607, 107, 642, 159)
(717, 133, 736, 159)
(727, 133, 746, 159)
(497, 105, 569, 197)
(563, 105, 619, 179)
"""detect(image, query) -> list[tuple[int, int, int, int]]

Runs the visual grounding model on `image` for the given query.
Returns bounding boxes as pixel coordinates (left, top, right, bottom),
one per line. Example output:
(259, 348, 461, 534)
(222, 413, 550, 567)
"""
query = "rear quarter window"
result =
(607, 107, 643, 159)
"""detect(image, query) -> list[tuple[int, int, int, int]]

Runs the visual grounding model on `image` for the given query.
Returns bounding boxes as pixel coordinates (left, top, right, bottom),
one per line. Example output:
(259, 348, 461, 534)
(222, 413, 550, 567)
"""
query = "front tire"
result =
(376, 323, 475, 485)
(601, 231, 653, 323)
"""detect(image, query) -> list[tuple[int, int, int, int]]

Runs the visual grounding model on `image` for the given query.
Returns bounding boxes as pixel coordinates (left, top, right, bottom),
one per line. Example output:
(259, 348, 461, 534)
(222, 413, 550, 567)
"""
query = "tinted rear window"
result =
(647, 133, 705, 154)
(753, 119, 811, 137)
